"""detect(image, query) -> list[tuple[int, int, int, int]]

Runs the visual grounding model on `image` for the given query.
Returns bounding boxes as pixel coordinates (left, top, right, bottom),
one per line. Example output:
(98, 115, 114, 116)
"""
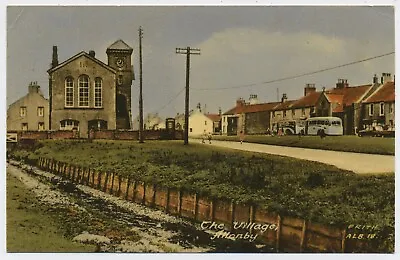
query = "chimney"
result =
(28, 81, 40, 94)
(52, 46, 58, 67)
(236, 97, 245, 107)
(281, 93, 288, 103)
(304, 83, 316, 96)
(381, 73, 392, 84)
(373, 74, 379, 84)
(336, 79, 349, 89)
(218, 107, 222, 116)
(249, 94, 259, 105)
(89, 50, 95, 58)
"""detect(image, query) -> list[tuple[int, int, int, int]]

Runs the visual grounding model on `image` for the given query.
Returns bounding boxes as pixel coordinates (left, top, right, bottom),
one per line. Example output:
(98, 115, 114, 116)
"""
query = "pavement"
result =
(191, 139, 395, 174)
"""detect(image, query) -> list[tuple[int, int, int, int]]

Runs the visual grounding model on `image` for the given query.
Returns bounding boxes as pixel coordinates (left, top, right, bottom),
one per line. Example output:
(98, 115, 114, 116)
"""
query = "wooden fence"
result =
(36, 157, 372, 253)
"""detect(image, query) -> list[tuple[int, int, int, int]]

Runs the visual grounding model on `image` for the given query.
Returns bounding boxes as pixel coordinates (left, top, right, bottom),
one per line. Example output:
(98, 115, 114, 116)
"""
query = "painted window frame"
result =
(37, 107, 44, 117)
(379, 102, 385, 116)
(78, 75, 90, 107)
(65, 77, 74, 107)
(38, 122, 45, 131)
(20, 106, 27, 117)
(94, 77, 103, 108)
(368, 103, 374, 116)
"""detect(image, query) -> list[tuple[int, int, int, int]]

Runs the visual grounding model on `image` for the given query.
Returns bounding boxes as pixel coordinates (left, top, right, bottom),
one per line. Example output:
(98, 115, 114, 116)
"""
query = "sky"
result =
(6, 6, 395, 120)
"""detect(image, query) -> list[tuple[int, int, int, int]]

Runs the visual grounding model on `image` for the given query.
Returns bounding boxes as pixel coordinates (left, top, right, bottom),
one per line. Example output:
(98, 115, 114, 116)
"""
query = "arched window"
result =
(78, 75, 89, 107)
(94, 77, 102, 107)
(65, 77, 74, 107)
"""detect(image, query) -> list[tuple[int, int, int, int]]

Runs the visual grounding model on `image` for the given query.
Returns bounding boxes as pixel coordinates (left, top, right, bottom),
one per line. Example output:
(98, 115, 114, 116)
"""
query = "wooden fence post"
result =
(132, 180, 137, 202)
(71, 165, 76, 182)
(341, 229, 347, 253)
(142, 182, 146, 204)
(103, 172, 109, 192)
(230, 200, 236, 232)
(276, 214, 281, 252)
(151, 184, 156, 207)
(97, 171, 102, 190)
(300, 219, 307, 252)
(165, 187, 170, 213)
(194, 193, 198, 221)
(177, 189, 182, 215)
(125, 178, 131, 200)
(210, 198, 215, 221)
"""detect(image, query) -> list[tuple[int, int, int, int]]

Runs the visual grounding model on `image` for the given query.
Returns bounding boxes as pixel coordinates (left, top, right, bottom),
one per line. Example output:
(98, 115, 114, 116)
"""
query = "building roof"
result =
(223, 106, 237, 115)
(205, 114, 222, 122)
(47, 51, 116, 74)
(290, 91, 321, 109)
(243, 102, 281, 113)
(362, 81, 395, 103)
(107, 39, 133, 51)
(325, 84, 372, 107)
(272, 100, 298, 111)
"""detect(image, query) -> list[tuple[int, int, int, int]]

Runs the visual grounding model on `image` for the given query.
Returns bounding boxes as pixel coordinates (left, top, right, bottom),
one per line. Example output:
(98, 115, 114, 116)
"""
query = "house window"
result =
(21, 123, 28, 131)
(37, 107, 44, 117)
(283, 110, 287, 118)
(94, 77, 102, 108)
(20, 106, 27, 117)
(390, 103, 394, 114)
(272, 111, 275, 118)
(38, 122, 45, 131)
(60, 119, 79, 131)
(78, 75, 89, 107)
(368, 103, 374, 116)
(379, 102, 385, 116)
(65, 77, 74, 107)
(292, 109, 295, 117)
(310, 107, 315, 114)
(302, 108, 305, 116)
(205, 121, 207, 125)
(190, 128, 193, 132)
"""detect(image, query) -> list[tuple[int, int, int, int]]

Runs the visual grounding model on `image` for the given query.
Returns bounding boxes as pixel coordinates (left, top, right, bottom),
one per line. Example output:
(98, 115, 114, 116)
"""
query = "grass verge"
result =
(6, 171, 96, 252)
(10, 139, 394, 230)
(200, 135, 395, 155)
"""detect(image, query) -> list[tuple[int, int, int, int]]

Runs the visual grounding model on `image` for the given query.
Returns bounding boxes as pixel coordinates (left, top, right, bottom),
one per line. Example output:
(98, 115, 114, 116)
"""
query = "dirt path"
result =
(194, 139, 395, 174)
(7, 161, 274, 253)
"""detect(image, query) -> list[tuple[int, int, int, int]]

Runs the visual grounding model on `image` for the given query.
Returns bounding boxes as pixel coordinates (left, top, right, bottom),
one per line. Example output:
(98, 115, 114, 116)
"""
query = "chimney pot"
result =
(89, 50, 95, 57)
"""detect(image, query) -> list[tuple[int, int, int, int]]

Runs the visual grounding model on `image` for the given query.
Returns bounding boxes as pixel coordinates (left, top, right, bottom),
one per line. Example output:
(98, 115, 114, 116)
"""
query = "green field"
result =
(10, 139, 394, 237)
(6, 172, 96, 252)
(203, 135, 395, 155)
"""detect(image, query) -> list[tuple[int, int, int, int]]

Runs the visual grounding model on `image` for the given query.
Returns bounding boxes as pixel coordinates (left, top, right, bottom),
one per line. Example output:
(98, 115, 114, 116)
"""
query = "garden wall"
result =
(37, 157, 366, 253)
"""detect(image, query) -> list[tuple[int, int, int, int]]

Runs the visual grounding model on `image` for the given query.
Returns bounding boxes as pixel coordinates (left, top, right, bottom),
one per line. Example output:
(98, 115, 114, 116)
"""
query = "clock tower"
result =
(106, 39, 134, 129)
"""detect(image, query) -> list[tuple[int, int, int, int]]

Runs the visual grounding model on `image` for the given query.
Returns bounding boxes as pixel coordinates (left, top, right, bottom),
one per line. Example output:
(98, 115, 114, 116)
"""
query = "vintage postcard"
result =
(3, 2, 396, 257)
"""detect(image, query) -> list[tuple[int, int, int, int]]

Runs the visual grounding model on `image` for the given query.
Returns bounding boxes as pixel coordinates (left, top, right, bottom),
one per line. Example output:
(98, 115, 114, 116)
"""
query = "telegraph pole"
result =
(176, 47, 200, 145)
(139, 26, 144, 143)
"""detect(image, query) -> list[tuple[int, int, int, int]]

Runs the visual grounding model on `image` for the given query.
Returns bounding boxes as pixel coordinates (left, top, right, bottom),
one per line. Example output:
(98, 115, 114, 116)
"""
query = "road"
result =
(192, 139, 395, 174)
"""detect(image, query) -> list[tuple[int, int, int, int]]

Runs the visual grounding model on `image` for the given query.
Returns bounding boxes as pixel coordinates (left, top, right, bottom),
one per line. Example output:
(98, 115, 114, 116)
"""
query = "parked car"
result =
(358, 129, 395, 138)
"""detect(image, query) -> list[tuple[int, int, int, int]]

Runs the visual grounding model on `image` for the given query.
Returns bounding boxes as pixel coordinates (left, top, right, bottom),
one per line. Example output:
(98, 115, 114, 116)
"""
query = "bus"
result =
(305, 117, 343, 136)
(274, 119, 306, 135)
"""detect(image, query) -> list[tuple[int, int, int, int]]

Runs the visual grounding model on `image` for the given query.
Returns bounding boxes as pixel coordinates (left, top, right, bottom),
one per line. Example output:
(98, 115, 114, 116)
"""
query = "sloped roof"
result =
(47, 51, 116, 74)
(325, 93, 343, 104)
(272, 100, 297, 111)
(107, 39, 133, 50)
(325, 84, 372, 106)
(363, 81, 395, 103)
(291, 91, 321, 109)
(205, 114, 222, 122)
(243, 102, 281, 113)
(223, 106, 238, 115)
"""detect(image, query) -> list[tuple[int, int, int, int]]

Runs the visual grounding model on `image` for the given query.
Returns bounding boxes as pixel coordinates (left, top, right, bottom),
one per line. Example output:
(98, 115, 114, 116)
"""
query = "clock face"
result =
(116, 58, 124, 68)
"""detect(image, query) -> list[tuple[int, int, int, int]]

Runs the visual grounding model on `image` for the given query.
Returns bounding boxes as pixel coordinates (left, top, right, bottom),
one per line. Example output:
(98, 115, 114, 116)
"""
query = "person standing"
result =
(208, 132, 212, 144)
(239, 130, 245, 144)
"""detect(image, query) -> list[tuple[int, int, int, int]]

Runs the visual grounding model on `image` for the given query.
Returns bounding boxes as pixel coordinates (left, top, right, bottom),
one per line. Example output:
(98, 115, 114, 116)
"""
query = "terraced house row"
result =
(221, 73, 395, 135)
